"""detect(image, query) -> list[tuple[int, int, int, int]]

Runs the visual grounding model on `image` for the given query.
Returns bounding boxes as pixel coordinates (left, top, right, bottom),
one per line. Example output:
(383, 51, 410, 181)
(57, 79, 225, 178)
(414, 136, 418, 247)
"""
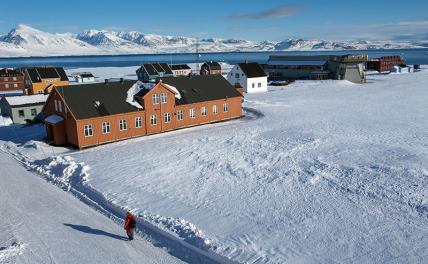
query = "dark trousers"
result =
(126, 229, 134, 240)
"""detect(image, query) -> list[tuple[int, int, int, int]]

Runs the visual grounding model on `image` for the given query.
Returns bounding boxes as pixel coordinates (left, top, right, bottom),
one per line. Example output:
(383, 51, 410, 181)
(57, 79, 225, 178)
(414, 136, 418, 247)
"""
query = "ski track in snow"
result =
(1, 67, 428, 263)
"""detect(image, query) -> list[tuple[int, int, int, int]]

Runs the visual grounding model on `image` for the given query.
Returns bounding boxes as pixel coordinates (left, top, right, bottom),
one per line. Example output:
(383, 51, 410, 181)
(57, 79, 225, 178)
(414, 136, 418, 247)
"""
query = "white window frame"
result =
(13, 77, 17, 81)
(102, 122, 110, 134)
(152, 94, 159, 104)
(212, 105, 218, 114)
(164, 112, 171, 123)
(223, 103, 229, 112)
(18, 110, 25, 118)
(84, 124, 93, 137)
(201, 106, 207, 116)
(135, 117, 142, 128)
(5, 83, 9, 88)
(189, 108, 195, 119)
(4, 77, 8, 82)
(177, 110, 184, 121)
(119, 119, 127, 131)
(258, 82, 262, 88)
(160, 93, 167, 104)
(31, 108, 37, 116)
(252, 83, 255, 88)
(150, 115, 157, 125)
(14, 83, 18, 88)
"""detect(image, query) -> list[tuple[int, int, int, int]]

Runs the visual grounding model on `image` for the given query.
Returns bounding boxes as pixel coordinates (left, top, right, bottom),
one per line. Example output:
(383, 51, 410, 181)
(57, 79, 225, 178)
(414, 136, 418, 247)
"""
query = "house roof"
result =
(140, 63, 173, 76)
(169, 64, 191, 70)
(0, 68, 23, 77)
(55, 80, 139, 120)
(23, 67, 69, 83)
(238, 63, 267, 78)
(3, 94, 48, 106)
(153, 75, 242, 105)
(202, 62, 221, 71)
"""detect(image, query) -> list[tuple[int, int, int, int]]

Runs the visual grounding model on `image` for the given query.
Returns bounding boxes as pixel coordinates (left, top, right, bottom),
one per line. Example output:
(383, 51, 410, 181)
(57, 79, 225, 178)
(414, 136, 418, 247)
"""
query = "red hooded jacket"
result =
(124, 213, 136, 231)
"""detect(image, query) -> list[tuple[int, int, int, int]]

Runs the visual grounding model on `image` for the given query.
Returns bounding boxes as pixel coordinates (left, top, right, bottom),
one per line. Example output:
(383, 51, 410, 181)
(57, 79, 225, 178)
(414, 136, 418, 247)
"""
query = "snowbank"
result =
(163, 83, 182, 100)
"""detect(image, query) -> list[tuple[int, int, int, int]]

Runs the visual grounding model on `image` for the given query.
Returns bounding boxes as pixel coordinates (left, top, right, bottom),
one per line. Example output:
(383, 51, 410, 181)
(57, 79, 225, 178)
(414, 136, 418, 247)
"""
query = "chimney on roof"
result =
(104, 79, 108, 85)
(120, 78, 124, 83)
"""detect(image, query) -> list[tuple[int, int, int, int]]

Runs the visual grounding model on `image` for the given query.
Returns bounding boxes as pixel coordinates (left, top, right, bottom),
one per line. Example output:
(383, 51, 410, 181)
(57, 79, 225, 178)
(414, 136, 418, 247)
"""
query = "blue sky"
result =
(1, 0, 427, 41)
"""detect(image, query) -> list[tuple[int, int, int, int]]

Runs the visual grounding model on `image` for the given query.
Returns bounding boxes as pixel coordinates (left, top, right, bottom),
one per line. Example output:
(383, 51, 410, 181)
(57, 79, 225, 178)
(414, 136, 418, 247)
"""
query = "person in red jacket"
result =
(124, 212, 136, 240)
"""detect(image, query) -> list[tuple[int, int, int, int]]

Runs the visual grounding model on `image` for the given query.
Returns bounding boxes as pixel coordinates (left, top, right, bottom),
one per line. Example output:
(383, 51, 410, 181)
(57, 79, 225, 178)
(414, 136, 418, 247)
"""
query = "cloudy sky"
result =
(1, 0, 427, 41)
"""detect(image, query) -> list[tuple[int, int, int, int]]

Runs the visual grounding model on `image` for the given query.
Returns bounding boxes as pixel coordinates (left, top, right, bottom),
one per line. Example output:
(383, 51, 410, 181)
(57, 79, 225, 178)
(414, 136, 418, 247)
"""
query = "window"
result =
(212, 105, 218, 114)
(177, 110, 183, 120)
(38, 91, 43, 95)
(13, 77, 17, 81)
(14, 83, 18, 88)
(201, 106, 207, 116)
(4, 77, 8, 82)
(235, 73, 239, 78)
(18, 110, 25, 118)
(164, 112, 171, 123)
(258, 82, 262, 88)
(84, 124, 93, 137)
(102, 122, 110, 134)
(252, 83, 255, 88)
(58, 101, 62, 112)
(160, 93, 167, 104)
(150, 115, 157, 125)
(223, 103, 229, 112)
(31, 109, 37, 116)
(189, 108, 195, 119)
(5, 84, 9, 88)
(135, 117, 142, 128)
(152, 94, 159, 104)
(119, 119, 127, 131)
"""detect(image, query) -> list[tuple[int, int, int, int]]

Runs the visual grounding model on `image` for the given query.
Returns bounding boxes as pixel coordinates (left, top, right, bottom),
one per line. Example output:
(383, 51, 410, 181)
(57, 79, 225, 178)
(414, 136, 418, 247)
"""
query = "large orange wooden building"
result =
(21, 66, 69, 95)
(42, 75, 243, 149)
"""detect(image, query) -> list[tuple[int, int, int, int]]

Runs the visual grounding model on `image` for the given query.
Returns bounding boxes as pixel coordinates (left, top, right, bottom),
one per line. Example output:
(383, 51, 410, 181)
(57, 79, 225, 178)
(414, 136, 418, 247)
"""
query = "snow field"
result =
(1, 66, 427, 263)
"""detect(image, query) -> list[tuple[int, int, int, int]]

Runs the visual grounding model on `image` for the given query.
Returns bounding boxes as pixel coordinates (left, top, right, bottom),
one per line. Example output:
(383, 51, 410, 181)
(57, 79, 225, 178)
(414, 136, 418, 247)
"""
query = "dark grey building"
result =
(0, 95, 48, 124)
(136, 63, 174, 82)
(263, 54, 368, 83)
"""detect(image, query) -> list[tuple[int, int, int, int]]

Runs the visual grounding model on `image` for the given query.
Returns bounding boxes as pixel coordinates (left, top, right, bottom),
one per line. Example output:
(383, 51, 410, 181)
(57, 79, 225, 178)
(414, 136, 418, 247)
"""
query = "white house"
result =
(227, 62, 267, 93)
(73, 72, 95, 83)
(169, 64, 192, 77)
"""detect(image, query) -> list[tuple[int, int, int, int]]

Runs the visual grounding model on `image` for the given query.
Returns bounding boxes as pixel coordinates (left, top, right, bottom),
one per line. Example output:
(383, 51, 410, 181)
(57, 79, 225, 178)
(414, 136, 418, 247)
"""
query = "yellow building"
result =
(21, 66, 69, 95)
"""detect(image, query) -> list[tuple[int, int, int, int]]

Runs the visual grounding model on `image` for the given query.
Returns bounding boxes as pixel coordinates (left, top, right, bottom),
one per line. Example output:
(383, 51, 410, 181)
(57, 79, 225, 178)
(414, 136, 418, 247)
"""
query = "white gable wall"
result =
(246, 76, 267, 93)
(227, 65, 268, 93)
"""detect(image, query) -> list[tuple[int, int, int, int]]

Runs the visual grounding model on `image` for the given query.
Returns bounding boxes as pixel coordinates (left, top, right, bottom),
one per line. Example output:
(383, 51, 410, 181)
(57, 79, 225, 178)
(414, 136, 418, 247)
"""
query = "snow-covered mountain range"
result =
(0, 24, 424, 57)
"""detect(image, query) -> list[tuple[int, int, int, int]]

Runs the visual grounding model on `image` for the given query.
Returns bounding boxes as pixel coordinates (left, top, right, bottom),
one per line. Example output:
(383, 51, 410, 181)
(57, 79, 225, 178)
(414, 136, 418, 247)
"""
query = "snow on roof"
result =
(125, 81, 155, 109)
(45, 114, 64, 124)
(4, 94, 48, 106)
(163, 83, 182, 100)
(267, 60, 327, 66)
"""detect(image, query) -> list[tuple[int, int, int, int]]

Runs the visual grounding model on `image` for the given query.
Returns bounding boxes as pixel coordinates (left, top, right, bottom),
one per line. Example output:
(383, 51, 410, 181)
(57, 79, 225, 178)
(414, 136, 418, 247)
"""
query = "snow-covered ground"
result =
(1, 67, 428, 263)
(0, 151, 185, 264)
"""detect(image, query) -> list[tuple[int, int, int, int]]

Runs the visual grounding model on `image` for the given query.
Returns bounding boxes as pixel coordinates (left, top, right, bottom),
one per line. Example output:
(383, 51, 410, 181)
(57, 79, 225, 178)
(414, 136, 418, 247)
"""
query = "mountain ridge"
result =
(0, 24, 424, 57)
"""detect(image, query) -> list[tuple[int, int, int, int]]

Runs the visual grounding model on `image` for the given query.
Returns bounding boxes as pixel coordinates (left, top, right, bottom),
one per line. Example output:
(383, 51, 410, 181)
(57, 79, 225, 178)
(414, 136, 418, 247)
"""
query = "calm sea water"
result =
(1, 49, 427, 69)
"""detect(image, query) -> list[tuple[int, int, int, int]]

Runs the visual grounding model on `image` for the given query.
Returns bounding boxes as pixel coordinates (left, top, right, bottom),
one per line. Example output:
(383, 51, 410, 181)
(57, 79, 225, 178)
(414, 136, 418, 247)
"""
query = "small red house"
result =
(0, 68, 24, 92)
(42, 75, 243, 149)
(200, 62, 222, 75)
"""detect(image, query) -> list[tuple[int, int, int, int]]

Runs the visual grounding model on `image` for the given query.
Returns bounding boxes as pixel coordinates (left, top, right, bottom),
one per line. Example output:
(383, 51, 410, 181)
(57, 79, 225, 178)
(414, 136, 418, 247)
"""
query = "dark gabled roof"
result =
(169, 64, 191, 70)
(37, 67, 60, 79)
(55, 67, 69, 81)
(158, 75, 242, 105)
(55, 80, 139, 120)
(202, 62, 221, 70)
(159, 63, 173, 74)
(27, 68, 41, 83)
(142, 64, 158, 75)
(153, 63, 165, 73)
(238, 63, 267, 78)
(79, 72, 94, 78)
(23, 66, 68, 82)
(0, 68, 23, 77)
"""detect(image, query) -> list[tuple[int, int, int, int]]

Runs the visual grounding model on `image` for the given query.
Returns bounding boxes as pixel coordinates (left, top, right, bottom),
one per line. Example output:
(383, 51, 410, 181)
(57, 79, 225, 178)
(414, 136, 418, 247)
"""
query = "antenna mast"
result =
(196, 38, 200, 74)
